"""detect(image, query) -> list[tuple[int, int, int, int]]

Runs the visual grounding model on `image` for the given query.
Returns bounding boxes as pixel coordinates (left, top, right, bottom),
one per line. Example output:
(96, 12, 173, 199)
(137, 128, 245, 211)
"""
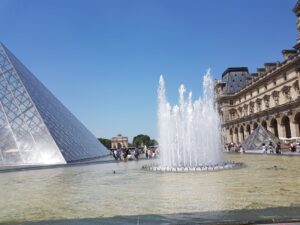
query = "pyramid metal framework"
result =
(0, 43, 107, 166)
(242, 125, 280, 150)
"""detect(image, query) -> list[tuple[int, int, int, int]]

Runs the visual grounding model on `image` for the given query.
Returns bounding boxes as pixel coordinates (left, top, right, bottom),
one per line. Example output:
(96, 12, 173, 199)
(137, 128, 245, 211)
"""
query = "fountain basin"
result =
(142, 162, 243, 173)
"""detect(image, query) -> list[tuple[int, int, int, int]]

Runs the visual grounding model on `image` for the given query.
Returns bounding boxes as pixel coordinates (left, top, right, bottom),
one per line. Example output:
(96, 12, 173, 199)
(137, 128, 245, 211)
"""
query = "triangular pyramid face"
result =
(0, 43, 107, 166)
(242, 125, 280, 150)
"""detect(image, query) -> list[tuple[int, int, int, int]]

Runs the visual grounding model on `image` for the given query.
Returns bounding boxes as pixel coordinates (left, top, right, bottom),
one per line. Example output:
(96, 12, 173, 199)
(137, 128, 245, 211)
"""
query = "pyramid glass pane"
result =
(0, 43, 107, 166)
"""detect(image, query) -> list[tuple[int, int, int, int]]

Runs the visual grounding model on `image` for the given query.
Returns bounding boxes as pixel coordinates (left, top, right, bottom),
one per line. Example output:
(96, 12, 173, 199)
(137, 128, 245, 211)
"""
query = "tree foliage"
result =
(132, 134, 158, 147)
(98, 138, 111, 149)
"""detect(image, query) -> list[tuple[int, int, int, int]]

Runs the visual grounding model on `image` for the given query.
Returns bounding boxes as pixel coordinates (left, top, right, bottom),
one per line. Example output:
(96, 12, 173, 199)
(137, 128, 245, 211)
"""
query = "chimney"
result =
(264, 63, 277, 72)
(257, 68, 266, 76)
(282, 50, 297, 60)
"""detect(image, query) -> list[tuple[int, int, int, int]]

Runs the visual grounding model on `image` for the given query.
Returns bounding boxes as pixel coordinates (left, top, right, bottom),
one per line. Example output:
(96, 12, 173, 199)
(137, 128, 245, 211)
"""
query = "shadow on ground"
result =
(2, 207, 300, 225)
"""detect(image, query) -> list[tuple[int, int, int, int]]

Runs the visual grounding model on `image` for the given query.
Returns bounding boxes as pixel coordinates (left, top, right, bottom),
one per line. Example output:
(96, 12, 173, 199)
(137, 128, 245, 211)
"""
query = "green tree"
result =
(132, 134, 155, 147)
(98, 138, 111, 149)
(149, 139, 158, 146)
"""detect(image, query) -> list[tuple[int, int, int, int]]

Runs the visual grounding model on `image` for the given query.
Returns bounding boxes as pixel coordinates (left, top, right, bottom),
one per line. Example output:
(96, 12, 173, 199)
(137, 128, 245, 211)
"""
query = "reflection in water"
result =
(0, 154, 300, 223)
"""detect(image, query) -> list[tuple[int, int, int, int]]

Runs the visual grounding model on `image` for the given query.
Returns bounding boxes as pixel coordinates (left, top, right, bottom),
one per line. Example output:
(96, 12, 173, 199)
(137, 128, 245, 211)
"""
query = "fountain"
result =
(143, 69, 240, 172)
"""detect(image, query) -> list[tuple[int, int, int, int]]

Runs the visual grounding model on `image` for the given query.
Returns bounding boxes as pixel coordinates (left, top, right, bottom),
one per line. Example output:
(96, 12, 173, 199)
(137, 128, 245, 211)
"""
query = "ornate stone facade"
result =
(111, 135, 128, 149)
(215, 1, 300, 144)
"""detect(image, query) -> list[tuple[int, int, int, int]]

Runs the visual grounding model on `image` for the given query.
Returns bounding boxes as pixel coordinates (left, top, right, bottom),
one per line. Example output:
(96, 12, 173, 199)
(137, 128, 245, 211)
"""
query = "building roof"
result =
(222, 67, 249, 77)
(293, 0, 300, 15)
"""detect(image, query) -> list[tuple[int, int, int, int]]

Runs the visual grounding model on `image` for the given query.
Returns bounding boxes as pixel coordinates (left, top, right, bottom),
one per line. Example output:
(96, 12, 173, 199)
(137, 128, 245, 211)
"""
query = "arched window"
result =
(270, 118, 279, 138)
(281, 116, 291, 138)
(261, 120, 267, 130)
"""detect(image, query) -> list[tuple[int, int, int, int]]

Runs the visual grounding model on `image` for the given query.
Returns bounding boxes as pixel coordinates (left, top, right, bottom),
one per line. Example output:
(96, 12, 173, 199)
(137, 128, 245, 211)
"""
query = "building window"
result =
(281, 86, 291, 100)
(257, 88, 260, 94)
(249, 102, 254, 113)
(243, 105, 248, 116)
(264, 95, 270, 109)
(229, 100, 233, 105)
(250, 91, 252, 97)
(264, 83, 267, 90)
(256, 99, 261, 112)
(283, 73, 287, 81)
(238, 107, 242, 116)
(273, 79, 276, 85)
(272, 91, 279, 105)
(231, 112, 235, 120)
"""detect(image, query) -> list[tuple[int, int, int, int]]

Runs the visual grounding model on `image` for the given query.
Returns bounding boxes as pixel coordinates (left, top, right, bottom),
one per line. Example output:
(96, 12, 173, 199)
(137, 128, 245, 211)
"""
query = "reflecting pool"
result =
(0, 154, 300, 224)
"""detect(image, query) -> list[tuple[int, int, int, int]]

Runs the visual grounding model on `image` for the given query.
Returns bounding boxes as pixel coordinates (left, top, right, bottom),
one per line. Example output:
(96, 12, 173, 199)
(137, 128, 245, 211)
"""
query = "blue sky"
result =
(0, 0, 297, 141)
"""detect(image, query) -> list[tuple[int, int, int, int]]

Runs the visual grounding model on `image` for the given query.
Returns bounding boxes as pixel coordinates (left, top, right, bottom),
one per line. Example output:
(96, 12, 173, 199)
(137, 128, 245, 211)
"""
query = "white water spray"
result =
(158, 69, 223, 167)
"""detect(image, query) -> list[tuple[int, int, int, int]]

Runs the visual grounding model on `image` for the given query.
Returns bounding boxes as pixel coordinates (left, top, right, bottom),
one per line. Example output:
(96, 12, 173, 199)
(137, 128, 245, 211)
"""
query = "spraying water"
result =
(157, 69, 223, 168)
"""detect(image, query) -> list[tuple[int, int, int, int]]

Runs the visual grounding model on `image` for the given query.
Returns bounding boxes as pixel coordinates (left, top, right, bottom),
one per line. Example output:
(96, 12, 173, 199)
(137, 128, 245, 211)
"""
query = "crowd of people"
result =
(225, 143, 245, 153)
(225, 141, 300, 154)
(261, 142, 282, 154)
(289, 142, 300, 152)
(111, 147, 159, 161)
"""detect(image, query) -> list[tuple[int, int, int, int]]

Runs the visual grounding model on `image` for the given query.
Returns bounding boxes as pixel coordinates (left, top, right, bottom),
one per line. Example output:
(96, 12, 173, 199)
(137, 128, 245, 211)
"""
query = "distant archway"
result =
(253, 122, 258, 130)
(229, 128, 233, 143)
(261, 120, 267, 130)
(246, 124, 251, 135)
(239, 126, 245, 142)
(234, 127, 239, 143)
(270, 118, 279, 138)
(281, 116, 291, 138)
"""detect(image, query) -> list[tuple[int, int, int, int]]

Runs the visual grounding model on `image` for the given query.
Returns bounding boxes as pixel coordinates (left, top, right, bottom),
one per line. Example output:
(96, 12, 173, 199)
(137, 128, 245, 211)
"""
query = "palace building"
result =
(215, 1, 300, 144)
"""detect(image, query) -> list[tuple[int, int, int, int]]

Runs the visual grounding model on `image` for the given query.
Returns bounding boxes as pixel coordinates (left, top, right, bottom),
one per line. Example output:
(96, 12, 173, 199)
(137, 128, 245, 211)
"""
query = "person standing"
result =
(276, 142, 281, 154)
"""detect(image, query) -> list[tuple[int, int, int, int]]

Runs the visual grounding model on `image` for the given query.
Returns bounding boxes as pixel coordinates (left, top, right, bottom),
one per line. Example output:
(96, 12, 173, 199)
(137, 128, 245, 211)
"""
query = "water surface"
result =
(0, 154, 300, 224)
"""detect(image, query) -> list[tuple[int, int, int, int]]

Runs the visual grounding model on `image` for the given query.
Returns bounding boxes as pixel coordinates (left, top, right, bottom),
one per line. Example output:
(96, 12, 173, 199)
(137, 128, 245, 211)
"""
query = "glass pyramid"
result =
(0, 43, 108, 166)
(242, 125, 280, 150)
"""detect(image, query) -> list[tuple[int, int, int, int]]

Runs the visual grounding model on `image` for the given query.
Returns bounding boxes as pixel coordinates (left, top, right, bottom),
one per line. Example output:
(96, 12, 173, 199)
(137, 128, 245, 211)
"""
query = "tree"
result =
(98, 138, 111, 149)
(132, 134, 159, 147)
(149, 139, 158, 146)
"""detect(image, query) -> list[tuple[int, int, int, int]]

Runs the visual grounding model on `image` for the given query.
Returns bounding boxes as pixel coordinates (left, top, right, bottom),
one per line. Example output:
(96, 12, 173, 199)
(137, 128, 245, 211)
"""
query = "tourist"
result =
(145, 148, 148, 158)
(268, 142, 274, 154)
(127, 152, 134, 160)
(228, 143, 233, 152)
(134, 148, 140, 160)
(113, 149, 118, 160)
(118, 149, 123, 160)
(122, 148, 128, 161)
(239, 144, 243, 153)
(262, 143, 266, 154)
(290, 143, 296, 152)
(276, 142, 281, 154)
(147, 149, 151, 159)
(297, 141, 300, 152)
(235, 143, 239, 153)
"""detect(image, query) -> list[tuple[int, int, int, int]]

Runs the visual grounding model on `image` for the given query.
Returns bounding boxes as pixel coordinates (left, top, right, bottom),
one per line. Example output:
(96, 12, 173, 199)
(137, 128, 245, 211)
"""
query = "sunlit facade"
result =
(0, 43, 107, 166)
(215, 2, 300, 144)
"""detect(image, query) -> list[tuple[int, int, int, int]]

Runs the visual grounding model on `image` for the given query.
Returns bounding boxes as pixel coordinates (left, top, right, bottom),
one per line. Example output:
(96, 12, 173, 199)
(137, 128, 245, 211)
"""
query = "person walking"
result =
(276, 142, 281, 154)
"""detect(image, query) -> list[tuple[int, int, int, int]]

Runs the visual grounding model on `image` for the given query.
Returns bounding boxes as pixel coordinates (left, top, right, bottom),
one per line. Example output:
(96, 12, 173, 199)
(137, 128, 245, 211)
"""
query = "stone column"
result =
(278, 122, 286, 139)
(267, 120, 273, 134)
(233, 132, 238, 144)
(290, 114, 300, 138)
(226, 129, 231, 143)
(290, 122, 299, 138)
(244, 131, 249, 140)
